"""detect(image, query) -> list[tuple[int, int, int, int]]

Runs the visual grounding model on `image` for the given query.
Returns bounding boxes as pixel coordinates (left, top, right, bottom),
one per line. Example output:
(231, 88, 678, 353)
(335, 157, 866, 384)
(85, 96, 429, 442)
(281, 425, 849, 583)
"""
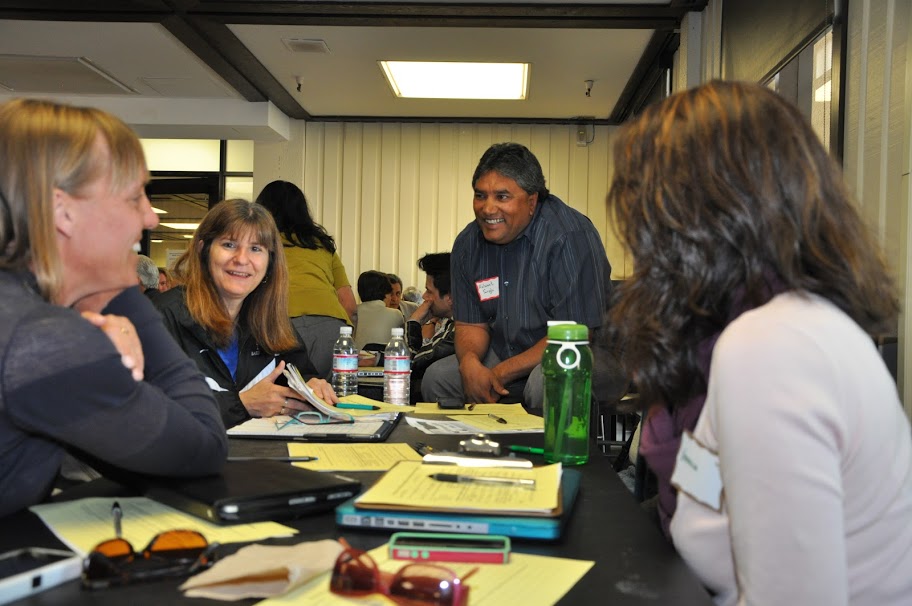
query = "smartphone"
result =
(0, 547, 82, 603)
(389, 532, 510, 564)
(437, 397, 466, 410)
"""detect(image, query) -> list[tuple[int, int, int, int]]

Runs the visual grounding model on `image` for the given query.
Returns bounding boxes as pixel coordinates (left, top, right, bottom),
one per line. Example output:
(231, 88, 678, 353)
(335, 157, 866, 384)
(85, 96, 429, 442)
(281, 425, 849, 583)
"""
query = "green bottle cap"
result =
(547, 323, 588, 341)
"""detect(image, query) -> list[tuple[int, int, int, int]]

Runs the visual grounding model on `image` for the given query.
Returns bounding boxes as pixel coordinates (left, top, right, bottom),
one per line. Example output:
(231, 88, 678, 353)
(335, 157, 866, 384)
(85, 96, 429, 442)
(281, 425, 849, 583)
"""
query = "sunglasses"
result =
(82, 529, 218, 589)
(330, 540, 478, 606)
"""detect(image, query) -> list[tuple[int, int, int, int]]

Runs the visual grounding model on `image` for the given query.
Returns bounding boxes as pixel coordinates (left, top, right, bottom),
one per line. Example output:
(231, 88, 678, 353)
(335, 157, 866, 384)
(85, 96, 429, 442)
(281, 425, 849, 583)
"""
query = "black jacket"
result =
(154, 287, 319, 429)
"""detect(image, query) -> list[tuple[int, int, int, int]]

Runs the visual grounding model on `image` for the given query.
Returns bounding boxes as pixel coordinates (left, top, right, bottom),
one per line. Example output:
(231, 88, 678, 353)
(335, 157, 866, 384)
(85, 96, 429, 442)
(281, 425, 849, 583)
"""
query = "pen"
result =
(413, 442, 436, 456)
(508, 445, 544, 455)
(336, 403, 381, 411)
(227, 456, 319, 462)
(429, 473, 535, 488)
(111, 501, 122, 538)
(488, 413, 508, 424)
(467, 404, 476, 411)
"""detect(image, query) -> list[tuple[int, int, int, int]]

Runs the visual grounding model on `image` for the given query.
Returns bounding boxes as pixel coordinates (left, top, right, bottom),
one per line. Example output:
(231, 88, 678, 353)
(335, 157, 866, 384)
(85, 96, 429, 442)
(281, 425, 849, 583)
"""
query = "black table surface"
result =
(2, 418, 713, 606)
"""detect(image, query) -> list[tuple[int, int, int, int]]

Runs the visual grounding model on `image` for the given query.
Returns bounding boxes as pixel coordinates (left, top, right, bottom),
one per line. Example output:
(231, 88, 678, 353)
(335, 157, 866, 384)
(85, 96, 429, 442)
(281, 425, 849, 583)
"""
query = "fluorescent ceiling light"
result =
(160, 222, 200, 231)
(152, 207, 167, 214)
(150, 239, 163, 243)
(379, 61, 529, 100)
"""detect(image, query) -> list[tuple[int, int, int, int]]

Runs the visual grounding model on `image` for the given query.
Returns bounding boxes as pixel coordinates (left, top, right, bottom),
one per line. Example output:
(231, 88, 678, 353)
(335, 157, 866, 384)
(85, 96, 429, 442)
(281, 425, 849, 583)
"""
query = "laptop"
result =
(335, 469, 581, 540)
(144, 460, 361, 525)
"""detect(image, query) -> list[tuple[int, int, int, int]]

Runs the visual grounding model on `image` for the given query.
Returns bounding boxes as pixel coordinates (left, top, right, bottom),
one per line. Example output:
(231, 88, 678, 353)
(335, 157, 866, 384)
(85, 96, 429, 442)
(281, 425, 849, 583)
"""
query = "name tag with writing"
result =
(670, 431, 723, 512)
(475, 277, 500, 301)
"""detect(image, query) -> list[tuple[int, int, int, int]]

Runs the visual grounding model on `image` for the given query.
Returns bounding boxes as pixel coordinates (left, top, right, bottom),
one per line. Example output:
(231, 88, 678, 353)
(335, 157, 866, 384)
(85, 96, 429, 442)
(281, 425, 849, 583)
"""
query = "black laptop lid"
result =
(145, 460, 361, 525)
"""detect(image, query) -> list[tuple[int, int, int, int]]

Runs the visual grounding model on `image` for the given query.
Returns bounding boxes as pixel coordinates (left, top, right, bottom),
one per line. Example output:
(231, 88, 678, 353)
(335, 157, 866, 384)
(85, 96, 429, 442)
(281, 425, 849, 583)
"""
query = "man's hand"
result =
(459, 355, 509, 403)
(81, 311, 144, 381)
(409, 299, 434, 324)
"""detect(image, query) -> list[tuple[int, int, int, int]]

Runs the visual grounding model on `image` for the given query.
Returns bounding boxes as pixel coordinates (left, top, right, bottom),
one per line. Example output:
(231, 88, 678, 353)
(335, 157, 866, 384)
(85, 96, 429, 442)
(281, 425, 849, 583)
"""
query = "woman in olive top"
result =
(256, 180, 356, 378)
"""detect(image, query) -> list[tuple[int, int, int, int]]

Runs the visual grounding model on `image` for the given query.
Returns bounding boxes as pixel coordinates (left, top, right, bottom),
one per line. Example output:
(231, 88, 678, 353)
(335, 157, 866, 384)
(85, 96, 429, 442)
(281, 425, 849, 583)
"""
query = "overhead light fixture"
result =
(379, 61, 529, 100)
(160, 222, 200, 231)
(150, 239, 163, 243)
(152, 207, 167, 214)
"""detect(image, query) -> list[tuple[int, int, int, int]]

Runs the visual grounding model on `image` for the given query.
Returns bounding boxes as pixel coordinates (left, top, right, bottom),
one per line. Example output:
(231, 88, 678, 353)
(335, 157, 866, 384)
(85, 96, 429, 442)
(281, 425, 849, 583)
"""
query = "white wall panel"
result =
(845, 0, 911, 416)
(257, 121, 624, 301)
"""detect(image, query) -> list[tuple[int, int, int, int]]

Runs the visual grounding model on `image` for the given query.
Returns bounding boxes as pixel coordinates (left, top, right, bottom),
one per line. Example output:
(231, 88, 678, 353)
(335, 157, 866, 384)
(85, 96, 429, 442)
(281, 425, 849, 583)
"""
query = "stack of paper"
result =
(354, 461, 563, 517)
(284, 364, 396, 422)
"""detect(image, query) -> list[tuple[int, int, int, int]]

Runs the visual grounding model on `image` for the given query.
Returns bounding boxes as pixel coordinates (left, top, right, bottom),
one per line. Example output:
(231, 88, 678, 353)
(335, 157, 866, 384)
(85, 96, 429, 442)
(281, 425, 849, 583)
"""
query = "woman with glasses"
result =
(0, 98, 228, 518)
(155, 199, 338, 429)
(608, 81, 911, 605)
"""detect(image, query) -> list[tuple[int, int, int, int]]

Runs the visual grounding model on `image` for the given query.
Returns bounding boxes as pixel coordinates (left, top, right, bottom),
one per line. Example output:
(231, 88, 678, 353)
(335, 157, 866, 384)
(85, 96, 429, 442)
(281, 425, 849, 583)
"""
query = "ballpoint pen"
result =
(488, 413, 508, 424)
(509, 445, 544, 455)
(227, 456, 319, 462)
(429, 473, 535, 488)
(336, 403, 381, 411)
(111, 501, 122, 538)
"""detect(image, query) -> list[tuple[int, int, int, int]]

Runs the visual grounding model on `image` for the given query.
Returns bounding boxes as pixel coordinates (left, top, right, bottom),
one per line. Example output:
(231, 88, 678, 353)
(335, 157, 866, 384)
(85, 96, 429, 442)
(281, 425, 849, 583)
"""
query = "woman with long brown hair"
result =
(156, 199, 337, 428)
(608, 81, 910, 605)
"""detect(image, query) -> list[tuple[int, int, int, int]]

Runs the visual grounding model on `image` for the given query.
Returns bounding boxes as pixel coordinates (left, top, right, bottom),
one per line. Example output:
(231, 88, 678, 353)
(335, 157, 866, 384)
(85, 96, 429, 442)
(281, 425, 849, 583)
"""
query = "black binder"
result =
(144, 460, 361, 525)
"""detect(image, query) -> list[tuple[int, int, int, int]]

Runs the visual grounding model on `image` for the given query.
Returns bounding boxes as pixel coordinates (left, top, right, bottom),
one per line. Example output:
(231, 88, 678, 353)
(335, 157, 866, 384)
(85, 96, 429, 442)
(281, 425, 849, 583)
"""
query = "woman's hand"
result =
(307, 378, 339, 405)
(81, 312, 144, 381)
(239, 361, 301, 418)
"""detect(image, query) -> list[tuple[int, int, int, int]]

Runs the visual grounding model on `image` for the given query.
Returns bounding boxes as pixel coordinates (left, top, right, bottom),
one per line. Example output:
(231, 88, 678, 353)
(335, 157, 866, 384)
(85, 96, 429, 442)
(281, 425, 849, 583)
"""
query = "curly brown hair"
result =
(607, 80, 899, 405)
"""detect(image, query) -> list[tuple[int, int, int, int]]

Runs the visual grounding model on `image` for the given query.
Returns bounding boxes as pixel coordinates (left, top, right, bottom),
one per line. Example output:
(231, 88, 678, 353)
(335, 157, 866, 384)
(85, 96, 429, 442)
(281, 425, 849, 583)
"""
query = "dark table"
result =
(3, 419, 712, 605)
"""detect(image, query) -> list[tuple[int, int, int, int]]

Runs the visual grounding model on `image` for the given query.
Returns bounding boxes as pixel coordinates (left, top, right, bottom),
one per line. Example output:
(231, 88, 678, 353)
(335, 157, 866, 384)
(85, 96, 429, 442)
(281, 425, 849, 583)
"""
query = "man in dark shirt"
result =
(422, 143, 613, 410)
(405, 253, 455, 398)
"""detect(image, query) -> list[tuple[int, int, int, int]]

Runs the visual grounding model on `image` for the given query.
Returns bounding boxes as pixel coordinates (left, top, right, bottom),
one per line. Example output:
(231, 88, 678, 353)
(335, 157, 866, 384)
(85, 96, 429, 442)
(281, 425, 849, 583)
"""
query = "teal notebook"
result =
(335, 469, 580, 540)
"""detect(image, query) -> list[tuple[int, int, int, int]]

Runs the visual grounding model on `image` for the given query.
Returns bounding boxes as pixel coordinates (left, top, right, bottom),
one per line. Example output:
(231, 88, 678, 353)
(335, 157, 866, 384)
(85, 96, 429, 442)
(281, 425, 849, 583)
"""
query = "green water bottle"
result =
(542, 323, 592, 465)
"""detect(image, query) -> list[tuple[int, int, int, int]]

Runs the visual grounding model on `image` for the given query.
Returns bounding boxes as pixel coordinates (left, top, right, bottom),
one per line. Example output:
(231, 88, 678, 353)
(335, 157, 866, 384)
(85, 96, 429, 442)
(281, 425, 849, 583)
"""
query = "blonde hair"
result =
(173, 199, 298, 352)
(0, 98, 147, 302)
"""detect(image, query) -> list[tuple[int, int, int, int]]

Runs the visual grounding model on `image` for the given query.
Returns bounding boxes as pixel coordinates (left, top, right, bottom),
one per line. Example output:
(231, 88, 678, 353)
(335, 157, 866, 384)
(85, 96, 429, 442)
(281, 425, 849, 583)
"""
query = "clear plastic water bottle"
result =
(331, 326, 358, 396)
(383, 327, 411, 405)
(542, 322, 592, 465)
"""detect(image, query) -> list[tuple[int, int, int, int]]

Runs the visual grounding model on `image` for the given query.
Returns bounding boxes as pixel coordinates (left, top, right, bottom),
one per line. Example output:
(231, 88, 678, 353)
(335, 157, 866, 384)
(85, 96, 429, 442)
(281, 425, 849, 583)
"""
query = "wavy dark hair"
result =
(607, 80, 899, 406)
(255, 180, 336, 253)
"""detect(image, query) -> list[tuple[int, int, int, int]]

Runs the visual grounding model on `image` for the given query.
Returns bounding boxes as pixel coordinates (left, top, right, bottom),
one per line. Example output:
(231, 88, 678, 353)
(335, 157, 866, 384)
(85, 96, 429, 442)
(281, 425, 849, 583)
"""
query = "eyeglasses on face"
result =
(82, 529, 217, 589)
(330, 540, 478, 606)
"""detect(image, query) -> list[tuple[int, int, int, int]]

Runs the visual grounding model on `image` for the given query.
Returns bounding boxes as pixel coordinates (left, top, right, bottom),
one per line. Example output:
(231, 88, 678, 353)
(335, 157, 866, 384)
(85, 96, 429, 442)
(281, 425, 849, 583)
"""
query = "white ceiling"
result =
(0, 1, 699, 139)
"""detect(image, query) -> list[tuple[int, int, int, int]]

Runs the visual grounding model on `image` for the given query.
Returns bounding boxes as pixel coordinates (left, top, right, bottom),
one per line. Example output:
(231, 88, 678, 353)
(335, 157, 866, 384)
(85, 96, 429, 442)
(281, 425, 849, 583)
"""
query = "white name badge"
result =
(475, 276, 500, 301)
(670, 431, 723, 512)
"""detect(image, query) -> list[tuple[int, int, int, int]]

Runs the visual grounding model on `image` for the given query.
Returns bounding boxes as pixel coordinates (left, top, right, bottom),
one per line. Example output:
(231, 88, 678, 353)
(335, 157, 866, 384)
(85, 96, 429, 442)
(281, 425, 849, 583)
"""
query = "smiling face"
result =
(472, 171, 538, 245)
(206, 228, 270, 317)
(55, 138, 156, 307)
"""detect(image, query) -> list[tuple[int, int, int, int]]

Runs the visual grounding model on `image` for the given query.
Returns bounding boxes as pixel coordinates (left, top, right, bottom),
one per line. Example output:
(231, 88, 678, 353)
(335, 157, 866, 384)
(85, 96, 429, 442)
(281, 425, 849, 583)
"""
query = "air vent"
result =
(281, 38, 330, 54)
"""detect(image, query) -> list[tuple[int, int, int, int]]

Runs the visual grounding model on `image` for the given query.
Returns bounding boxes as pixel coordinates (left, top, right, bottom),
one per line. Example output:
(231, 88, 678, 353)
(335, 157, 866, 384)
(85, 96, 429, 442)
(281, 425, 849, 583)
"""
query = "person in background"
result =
(387, 273, 418, 318)
(402, 285, 422, 306)
(608, 80, 911, 605)
(422, 142, 612, 410)
(136, 254, 162, 302)
(256, 180, 356, 379)
(405, 253, 455, 397)
(158, 266, 174, 292)
(354, 270, 404, 350)
(0, 98, 227, 517)
(155, 199, 338, 429)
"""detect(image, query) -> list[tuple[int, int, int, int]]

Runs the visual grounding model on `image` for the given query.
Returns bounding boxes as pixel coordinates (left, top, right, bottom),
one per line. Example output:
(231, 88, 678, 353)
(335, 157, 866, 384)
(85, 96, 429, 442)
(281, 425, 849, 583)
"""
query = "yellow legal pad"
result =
(354, 460, 562, 517)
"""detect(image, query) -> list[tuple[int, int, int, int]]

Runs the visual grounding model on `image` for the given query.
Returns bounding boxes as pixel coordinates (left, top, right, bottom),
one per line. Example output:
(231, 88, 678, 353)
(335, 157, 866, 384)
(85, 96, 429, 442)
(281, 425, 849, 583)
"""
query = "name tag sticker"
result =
(475, 277, 500, 301)
(670, 431, 723, 512)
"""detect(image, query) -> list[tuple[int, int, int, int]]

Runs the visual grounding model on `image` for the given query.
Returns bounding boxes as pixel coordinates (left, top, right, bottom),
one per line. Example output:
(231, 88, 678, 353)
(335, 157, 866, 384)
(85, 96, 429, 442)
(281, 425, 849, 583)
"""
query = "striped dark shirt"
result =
(451, 194, 612, 361)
